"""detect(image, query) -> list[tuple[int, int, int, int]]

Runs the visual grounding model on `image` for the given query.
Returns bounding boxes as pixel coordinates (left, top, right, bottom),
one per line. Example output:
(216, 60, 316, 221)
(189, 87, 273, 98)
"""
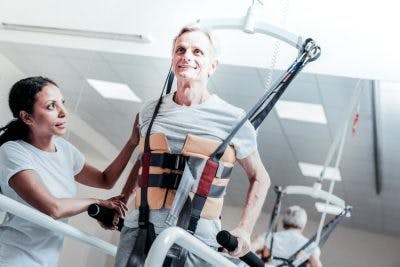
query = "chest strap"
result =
(150, 153, 187, 171)
(187, 159, 219, 233)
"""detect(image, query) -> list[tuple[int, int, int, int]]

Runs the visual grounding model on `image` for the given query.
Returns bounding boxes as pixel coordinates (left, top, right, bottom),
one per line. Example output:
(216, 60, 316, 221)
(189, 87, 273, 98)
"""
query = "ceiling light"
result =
(298, 162, 341, 181)
(276, 100, 327, 124)
(87, 79, 142, 102)
(1, 22, 152, 43)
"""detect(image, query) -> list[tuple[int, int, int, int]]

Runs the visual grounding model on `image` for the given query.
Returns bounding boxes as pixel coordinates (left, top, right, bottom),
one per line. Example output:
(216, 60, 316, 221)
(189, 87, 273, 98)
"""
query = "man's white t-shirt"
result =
(0, 138, 85, 267)
(125, 93, 258, 247)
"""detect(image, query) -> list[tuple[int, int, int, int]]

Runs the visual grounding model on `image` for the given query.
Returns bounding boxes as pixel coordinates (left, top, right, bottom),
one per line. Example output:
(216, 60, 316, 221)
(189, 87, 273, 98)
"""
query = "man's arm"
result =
(229, 150, 271, 257)
(307, 249, 322, 267)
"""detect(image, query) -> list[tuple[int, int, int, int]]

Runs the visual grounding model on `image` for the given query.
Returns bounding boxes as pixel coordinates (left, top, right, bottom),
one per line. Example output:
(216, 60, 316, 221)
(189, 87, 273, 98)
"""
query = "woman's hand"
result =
(97, 194, 128, 230)
(129, 113, 140, 146)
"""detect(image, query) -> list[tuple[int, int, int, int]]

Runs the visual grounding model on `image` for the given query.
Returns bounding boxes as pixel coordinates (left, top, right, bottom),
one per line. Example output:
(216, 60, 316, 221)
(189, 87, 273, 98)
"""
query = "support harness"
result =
(126, 38, 320, 267)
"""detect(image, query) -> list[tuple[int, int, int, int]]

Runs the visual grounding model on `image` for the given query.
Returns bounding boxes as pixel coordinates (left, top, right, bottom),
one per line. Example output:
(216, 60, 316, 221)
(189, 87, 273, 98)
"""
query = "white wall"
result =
(221, 205, 400, 267)
(0, 53, 25, 222)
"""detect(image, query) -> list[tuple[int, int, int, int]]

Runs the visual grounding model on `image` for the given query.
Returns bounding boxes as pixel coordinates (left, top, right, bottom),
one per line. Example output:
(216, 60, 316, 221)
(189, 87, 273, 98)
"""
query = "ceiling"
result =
(0, 0, 399, 238)
(0, 0, 399, 81)
(0, 41, 399, 238)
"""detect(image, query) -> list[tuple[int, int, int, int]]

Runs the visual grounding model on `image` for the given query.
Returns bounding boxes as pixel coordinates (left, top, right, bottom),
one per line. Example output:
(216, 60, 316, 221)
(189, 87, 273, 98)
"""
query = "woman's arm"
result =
(75, 114, 140, 189)
(9, 169, 126, 220)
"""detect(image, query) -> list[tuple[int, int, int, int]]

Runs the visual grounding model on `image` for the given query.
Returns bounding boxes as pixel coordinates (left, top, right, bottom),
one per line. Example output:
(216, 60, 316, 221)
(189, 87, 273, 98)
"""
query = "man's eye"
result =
(194, 49, 203, 55)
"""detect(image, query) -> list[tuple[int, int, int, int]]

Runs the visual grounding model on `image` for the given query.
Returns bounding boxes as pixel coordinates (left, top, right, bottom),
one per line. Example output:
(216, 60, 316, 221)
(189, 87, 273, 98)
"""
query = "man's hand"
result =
(228, 227, 251, 257)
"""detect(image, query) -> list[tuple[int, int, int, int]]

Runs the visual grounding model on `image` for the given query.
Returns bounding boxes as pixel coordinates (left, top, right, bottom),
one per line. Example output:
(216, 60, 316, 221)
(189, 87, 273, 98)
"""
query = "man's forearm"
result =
(237, 151, 271, 233)
(238, 172, 269, 232)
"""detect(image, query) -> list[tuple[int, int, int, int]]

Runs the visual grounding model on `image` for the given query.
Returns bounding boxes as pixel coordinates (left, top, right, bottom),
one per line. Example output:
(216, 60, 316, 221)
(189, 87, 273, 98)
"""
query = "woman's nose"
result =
(58, 105, 68, 118)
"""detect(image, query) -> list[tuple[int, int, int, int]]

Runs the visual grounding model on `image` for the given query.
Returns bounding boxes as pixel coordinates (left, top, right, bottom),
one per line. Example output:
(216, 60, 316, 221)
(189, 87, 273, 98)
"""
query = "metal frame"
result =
(0, 194, 117, 256)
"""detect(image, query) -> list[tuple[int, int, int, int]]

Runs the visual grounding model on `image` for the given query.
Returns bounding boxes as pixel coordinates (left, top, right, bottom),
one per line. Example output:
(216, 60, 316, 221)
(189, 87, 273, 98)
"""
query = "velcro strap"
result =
(138, 173, 182, 189)
(209, 185, 227, 198)
(150, 153, 187, 171)
(216, 164, 233, 179)
(188, 159, 219, 233)
(187, 195, 207, 234)
(197, 159, 218, 197)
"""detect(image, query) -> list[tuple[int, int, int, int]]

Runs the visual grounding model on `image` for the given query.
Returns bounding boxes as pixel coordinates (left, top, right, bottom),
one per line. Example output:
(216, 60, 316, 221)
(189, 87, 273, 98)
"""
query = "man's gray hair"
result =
(282, 205, 308, 230)
(172, 23, 220, 58)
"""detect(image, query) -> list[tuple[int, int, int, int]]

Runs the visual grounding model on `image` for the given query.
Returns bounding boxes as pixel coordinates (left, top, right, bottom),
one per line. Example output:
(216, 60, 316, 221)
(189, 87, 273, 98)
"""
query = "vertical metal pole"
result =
(371, 81, 382, 194)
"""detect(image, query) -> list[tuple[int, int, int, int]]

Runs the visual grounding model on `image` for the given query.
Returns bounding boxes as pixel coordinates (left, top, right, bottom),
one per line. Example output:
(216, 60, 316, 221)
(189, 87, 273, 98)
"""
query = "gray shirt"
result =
(125, 93, 257, 247)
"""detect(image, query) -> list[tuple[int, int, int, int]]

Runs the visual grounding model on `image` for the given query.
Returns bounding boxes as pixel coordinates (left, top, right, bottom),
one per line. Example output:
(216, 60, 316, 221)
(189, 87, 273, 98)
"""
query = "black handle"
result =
(216, 230, 264, 267)
(87, 204, 124, 231)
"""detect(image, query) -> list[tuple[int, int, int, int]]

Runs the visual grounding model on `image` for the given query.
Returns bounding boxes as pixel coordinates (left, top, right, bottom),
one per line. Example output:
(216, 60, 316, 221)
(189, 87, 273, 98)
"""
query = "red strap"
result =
(196, 159, 218, 197)
(140, 152, 151, 188)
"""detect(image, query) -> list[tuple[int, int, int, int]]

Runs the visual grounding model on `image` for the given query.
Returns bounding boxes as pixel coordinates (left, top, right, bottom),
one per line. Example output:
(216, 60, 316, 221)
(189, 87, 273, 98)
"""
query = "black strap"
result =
(129, 67, 174, 266)
(138, 173, 182, 189)
(166, 71, 175, 95)
(149, 153, 187, 171)
(144, 67, 174, 152)
(210, 39, 314, 162)
(268, 186, 284, 259)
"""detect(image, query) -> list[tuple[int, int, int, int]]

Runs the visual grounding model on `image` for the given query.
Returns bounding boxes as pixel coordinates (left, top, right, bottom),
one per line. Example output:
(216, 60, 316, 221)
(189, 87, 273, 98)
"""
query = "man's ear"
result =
(19, 111, 33, 125)
(208, 58, 219, 77)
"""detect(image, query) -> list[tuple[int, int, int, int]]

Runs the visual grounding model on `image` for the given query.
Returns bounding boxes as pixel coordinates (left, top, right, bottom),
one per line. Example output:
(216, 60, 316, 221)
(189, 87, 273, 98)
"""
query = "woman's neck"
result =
(27, 133, 56, 152)
(174, 80, 210, 106)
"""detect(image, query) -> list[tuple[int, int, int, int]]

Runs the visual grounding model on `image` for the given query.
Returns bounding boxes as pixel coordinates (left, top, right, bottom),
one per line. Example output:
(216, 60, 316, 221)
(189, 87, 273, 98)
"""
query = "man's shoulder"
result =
(210, 94, 245, 116)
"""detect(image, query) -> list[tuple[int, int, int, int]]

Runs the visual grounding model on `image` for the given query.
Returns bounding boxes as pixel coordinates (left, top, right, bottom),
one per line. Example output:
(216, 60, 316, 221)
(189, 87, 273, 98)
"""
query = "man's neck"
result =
(174, 80, 210, 106)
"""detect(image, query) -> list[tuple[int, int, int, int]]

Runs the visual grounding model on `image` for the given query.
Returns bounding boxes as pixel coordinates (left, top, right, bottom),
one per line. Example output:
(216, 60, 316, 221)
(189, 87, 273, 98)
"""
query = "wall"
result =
(0, 53, 25, 222)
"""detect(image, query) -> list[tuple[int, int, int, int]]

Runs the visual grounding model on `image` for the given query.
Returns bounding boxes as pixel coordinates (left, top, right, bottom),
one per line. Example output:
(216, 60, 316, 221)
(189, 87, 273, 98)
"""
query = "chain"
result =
(263, 0, 291, 90)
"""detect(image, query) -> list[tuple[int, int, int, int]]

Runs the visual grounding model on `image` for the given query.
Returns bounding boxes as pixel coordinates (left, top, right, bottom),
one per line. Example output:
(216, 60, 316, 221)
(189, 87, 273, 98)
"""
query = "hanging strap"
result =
(266, 186, 284, 262)
(139, 67, 174, 228)
(128, 67, 174, 267)
(186, 38, 320, 234)
(211, 38, 320, 162)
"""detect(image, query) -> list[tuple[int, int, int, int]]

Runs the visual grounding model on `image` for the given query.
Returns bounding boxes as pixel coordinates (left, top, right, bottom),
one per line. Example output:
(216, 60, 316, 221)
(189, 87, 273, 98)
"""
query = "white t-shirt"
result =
(125, 93, 257, 247)
(0, 138, 85, 267)
(265, 230, 321, 266)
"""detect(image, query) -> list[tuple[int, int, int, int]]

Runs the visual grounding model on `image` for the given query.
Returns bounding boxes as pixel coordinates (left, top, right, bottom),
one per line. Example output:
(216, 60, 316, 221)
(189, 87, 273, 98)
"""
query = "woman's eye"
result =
(47, 103, 55, 110)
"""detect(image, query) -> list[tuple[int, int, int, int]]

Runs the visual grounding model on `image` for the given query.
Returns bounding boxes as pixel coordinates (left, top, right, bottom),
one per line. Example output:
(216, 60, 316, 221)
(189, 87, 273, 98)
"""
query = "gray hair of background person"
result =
(282, 205, 308, 230)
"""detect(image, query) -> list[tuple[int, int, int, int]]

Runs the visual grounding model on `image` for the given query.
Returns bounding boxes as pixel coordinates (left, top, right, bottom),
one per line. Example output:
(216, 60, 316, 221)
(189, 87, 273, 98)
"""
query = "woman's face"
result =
(172, 31, 218, 82)
(28, 84, 68, 137)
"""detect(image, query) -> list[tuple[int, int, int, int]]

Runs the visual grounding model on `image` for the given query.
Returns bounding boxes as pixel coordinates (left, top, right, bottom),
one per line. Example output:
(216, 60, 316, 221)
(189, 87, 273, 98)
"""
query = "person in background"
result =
(252, 205, 322, 267)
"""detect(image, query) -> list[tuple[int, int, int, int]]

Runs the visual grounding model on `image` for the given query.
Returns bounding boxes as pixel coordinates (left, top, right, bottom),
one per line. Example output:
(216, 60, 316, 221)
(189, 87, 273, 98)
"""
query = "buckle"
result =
(172, 173, 181, 189)
(173, 154, 186, 170)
